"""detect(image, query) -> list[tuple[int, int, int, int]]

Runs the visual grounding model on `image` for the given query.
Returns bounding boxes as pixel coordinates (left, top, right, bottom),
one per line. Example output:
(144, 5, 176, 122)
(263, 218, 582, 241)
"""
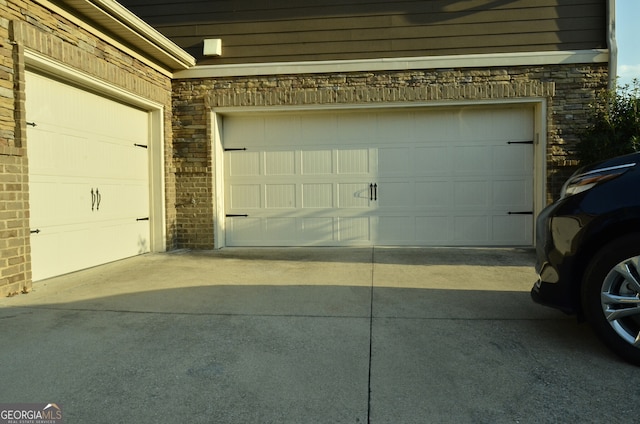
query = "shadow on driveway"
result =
(0, 248, 638, 423)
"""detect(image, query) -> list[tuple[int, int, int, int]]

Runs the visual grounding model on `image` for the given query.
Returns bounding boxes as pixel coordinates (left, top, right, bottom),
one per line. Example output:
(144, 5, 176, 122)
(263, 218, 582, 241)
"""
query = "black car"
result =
(532, 152, 640, 365)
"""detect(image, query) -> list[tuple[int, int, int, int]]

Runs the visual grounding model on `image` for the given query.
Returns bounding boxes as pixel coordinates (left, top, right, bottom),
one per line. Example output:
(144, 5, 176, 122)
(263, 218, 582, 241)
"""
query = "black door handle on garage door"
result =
(91, 188, 102, 211)
(369, 183, 378, 201)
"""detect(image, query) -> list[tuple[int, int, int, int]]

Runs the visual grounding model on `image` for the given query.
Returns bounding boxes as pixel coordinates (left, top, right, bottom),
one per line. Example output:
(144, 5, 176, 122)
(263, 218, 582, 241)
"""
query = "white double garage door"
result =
(26, 71, 152, 281)
(223, 106, 535, 247)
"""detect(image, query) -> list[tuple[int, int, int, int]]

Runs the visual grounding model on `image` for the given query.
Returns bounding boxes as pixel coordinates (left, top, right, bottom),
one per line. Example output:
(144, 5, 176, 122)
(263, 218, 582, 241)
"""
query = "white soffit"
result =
(174, 50, 609, 79)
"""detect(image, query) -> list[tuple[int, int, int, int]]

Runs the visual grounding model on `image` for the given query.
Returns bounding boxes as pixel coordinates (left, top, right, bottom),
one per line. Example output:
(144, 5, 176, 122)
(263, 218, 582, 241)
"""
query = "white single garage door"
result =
(26, 71, 151, 281)
(224, 106, 534, 247)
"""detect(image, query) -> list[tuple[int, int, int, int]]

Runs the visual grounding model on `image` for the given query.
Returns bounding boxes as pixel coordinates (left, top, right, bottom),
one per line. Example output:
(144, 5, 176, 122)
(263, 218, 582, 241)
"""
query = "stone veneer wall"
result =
(0, 0, 175, 296)
(172, 63, 608, 248)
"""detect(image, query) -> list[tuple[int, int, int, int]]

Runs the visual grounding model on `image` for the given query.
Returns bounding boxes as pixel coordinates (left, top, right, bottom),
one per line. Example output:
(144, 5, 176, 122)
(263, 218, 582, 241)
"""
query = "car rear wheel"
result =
(582, 234, 640, 365)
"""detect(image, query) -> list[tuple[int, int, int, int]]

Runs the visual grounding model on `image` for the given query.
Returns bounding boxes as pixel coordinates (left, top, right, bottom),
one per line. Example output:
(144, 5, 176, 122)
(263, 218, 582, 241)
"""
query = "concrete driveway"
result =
(1, 247, 639, 423)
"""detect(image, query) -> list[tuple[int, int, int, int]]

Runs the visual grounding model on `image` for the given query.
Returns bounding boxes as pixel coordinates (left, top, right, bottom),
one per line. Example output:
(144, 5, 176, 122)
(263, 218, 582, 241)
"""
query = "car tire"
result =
(581, 234, 640, 365)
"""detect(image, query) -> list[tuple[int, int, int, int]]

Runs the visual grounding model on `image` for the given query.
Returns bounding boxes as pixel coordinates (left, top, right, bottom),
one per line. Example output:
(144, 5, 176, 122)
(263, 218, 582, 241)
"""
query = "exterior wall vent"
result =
(203, 39, 222, 56)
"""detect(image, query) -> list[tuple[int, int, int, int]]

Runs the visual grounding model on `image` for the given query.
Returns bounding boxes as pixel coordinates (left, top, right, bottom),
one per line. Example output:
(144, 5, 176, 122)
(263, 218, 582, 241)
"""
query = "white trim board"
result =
(175, 50, 609, 79)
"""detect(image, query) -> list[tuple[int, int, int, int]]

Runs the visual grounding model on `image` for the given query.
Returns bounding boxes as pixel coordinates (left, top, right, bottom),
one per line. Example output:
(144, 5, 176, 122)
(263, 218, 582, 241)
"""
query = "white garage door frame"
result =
(24, 49, 167, 254)
(210, 99, 547, 249)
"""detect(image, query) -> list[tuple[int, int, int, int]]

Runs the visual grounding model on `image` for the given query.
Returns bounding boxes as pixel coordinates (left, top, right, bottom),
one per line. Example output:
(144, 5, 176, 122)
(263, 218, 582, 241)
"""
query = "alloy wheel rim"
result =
(601, 256, 640, 348)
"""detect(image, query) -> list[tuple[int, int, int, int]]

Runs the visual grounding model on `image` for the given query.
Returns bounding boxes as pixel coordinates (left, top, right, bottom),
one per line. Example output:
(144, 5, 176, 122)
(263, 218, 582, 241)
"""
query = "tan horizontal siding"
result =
(121, 0, 594, 24)
(165, 17, 602, 46)
(119, 0, 606, 65)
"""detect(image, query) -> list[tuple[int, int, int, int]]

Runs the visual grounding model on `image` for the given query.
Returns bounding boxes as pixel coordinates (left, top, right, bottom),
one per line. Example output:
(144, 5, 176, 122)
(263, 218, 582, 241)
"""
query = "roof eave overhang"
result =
(52, 0, 195, 72)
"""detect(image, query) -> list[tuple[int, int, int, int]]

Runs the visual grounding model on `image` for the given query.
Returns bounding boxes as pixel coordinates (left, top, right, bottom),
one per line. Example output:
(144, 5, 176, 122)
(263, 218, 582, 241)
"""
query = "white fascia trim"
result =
(174, 49, 609, 79)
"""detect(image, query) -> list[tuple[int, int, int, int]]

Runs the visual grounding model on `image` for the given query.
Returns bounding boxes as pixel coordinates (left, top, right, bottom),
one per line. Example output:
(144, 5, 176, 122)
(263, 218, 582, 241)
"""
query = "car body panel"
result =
(532, 152, 640, 315)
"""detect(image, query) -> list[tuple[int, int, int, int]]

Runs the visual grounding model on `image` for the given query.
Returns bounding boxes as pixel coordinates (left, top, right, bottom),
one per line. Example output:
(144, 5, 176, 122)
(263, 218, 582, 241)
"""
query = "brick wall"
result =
(172, 63, 608, 247)
(1, 1, 30, 296)
(0, 152, 29, 296)
(0, 0, 175, 296)
(172, 82, 214, 248)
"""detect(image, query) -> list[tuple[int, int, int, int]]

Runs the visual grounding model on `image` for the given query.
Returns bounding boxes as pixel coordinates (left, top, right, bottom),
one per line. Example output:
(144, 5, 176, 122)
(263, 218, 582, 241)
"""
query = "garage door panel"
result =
(415, 181, 452, 209)
(224, 106, 534, 247)
(338, 113, 376, 142)
(265, 151, 295, 175)
(301, 218, 334, 241)
(29, 177, 146, 227)
(454, 216, 490, 242)
(415, 216, 452, 243)
(301, 150, 332, 174)
(29, 178, 87, 227)
(494, 108, 534, 140)
(301, 115, 338, 143)
(97, 182, 149, 219)
(413, 146, 452, 176)
(376, 112, 412, 141)
(493, 179, 531, 208)
(225, 116, 265, 148)
(378, 147, 411, 176)
(265, 115, 301, 144)
(453, 146, 493, 175)
(229, 184, 261, 209)
(94, 220, 150, 258)
(338, 183, 371, 208)
(454, 181, 489, 208)
(29, 75, 147, 144)
(227, 217, 262, 244)
(101, 143, 149, 181)
(31, 227, 89, 279)
(27, 71, 151, 281)
(302, 184, 333, 208)
(413, 111, 457, 141)
(30, 130, 90, 176)
(228, 151, 261, 176)
(265, 184, 296, 208)
(378, 216, 414, 242)
(31, 220, 149, 279)
(459, 113, 491, 141)
(493, 145, 533, 173)
(338, 217, 371, 242)
(493, 215, 533, 244)
(337, 149, 371, 174)
(378, 182, 412, 208)
(264, 218, 298, 241)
